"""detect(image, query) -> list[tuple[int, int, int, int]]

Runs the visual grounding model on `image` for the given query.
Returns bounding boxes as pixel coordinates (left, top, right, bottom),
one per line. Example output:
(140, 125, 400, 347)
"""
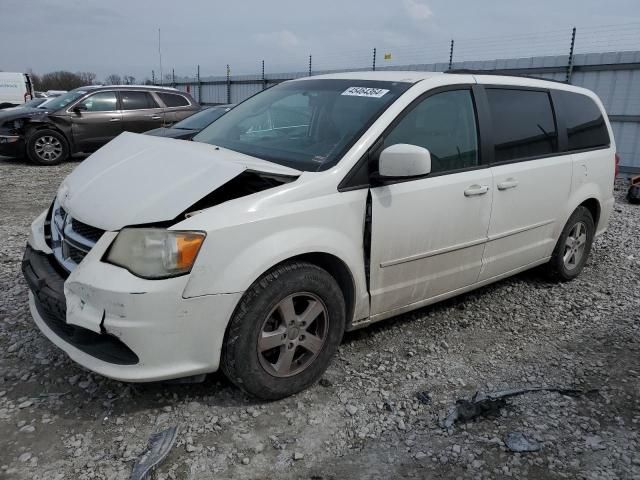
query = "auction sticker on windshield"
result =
(341, 87, 389, 98)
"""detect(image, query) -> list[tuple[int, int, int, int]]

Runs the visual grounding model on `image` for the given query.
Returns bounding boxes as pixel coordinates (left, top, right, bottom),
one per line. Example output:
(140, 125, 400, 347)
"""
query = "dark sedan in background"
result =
(0, 85, 199, 165)
(145, 104, 234, 140)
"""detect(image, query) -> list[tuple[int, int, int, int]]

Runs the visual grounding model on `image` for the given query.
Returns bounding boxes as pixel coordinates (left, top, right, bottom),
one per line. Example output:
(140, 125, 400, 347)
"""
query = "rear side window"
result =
(557, 91, 609, 151)
(120, 91, 158, 110)
(486, 89, 557, 162)
(158, 92, 190, 107)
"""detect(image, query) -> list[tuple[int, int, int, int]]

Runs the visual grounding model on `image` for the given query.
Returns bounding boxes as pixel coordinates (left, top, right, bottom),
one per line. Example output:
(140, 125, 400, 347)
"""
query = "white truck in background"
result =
(0, 72, 34, 109)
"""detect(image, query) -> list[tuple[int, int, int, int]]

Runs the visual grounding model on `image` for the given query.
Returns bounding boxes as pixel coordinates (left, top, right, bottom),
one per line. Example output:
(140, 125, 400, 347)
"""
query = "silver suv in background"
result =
(0, 85, 199, 165)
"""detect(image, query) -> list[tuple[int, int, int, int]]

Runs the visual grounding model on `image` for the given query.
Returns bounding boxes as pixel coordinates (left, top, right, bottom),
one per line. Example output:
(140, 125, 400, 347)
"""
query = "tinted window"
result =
(78, 91, 117, 112)
(487, 89, 557, 162)
(158, 92, 190, 107)
(558, 91, 609, 150)
(120, 91, 158, 110)
(383, 90, 479, 173)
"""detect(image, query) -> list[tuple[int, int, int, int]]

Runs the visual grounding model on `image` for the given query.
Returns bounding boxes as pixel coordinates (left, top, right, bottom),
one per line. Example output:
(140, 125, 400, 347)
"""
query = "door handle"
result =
(146, 115, 162, 120)
(497, 178, 519, 190)
(464, 185, 490, 197)
(109, 118, 121, 122)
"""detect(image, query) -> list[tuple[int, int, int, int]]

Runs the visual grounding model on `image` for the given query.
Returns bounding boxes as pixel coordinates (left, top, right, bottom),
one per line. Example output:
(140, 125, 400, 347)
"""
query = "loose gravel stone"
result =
(0, 159, 638, 480)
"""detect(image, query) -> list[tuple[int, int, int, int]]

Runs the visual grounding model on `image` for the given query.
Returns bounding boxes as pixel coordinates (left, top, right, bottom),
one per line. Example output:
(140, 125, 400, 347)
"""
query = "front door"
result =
(69, 91, 122, 152)
(369, 88, 493, 316)
(478, 87, 572, 281)
(119, 90, 165, 133)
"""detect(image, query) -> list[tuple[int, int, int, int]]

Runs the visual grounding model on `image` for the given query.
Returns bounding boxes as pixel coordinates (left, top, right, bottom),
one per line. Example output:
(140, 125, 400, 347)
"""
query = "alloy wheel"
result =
(34, 135, 63, 163)
(563, 221, 588, 270)
(257, 292, 329, 378)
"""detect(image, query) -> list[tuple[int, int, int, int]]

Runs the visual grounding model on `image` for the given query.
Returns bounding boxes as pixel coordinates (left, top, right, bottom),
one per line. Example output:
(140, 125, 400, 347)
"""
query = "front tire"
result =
(545, 206, 595, 281)
(26, 129, 69, 166)
(221, 261, 346, 400)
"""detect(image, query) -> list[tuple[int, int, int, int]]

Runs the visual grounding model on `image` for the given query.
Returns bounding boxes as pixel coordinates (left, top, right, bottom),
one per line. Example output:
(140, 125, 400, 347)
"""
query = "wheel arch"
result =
(579, 197, 601, 228)
(231, 252, 357, 331)
(25, 124, 72, 150)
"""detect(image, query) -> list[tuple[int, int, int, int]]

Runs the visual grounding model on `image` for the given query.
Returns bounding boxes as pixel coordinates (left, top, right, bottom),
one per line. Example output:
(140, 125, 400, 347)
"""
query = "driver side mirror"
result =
(376, 144, 432, 180)
(72, 104, 87, 113)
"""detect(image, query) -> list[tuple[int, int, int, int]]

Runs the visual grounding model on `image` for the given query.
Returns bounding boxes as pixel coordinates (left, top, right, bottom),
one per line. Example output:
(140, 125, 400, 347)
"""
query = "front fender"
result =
(181, 189, 370, 321)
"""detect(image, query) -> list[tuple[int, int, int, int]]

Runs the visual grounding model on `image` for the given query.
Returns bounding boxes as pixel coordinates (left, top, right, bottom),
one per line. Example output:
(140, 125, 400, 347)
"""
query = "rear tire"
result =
(221, 261, 346, 400)
(545, 206, 595, 281)
(26, 129, 69, 166)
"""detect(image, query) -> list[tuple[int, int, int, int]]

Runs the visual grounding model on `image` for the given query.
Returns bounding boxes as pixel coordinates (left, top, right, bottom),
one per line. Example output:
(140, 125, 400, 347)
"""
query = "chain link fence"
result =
(154, 23, 640, 172)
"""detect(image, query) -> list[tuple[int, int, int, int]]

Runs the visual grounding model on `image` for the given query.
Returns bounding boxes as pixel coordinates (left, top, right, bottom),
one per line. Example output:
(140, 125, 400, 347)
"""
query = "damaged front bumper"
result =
(0, 134, 25, 157)
(22, 215, 242, 382)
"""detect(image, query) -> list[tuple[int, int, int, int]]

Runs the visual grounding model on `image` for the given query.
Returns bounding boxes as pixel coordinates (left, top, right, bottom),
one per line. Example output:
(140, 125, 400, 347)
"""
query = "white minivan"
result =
(0, 72, 34, 109)
(23, 72, 616, 399)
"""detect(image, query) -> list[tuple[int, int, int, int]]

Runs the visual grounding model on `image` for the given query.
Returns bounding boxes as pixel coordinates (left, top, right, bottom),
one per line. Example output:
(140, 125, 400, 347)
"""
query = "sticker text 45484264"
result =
(341, 87, 390, 98)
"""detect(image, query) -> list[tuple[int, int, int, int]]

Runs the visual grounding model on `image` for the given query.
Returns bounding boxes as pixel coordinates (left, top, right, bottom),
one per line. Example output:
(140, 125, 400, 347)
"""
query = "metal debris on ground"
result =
(130, 426, 178, 480)
(628, 175, 640, 204)
(415, 391, 432, 405)
(441, 386, 595, 429)
(504, 431, 541, 452)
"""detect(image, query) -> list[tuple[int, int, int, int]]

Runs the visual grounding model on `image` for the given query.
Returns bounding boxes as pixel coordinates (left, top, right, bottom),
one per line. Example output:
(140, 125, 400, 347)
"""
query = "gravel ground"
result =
(0, 156, 639, 480)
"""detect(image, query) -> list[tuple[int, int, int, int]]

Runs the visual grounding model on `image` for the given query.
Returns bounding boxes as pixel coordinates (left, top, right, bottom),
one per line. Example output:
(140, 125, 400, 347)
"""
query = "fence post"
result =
(262, 60, 266, 90)
(372, 48, 377, 71)
(172, 68, 175, 87)
(197, 65, 201, 103)
(308, 55, 312, 76)
(566, 27, 577, 84)
(226, 64, 231, 104)
(152, 70, 155, 85)
(448, 39, 455, 70)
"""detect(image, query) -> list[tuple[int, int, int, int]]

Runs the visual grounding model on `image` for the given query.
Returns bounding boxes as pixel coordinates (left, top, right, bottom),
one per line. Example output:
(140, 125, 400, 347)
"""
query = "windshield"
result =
(22, 98, 47, 108)
(174, 106, 230, 130)
(39, 89, 88, 111)
(193, 79, 410, 171)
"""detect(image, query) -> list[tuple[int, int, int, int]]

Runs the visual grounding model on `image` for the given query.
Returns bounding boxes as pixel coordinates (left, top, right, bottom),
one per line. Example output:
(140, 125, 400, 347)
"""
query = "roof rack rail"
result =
(445, 69, 567, 84)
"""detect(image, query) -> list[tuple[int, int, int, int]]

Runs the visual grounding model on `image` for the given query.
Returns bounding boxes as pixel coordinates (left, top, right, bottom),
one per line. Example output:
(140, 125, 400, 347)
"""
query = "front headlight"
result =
(105, 229, 206, 279)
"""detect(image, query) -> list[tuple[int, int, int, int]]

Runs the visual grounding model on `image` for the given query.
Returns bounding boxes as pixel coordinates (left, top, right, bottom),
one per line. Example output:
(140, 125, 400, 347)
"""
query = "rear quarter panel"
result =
(567, 91, 616, 236)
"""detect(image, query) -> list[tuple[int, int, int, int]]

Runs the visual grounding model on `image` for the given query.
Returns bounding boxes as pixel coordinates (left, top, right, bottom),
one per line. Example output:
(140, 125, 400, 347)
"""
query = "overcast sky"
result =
(1, 0, 638, 82)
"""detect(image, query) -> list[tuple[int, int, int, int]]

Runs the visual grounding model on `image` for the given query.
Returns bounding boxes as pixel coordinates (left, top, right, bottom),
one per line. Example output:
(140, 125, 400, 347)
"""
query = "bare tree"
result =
(123, 75, 136, 85)
(27, 70, 42, 90)
(34, 71, 92, 91)
(77, 72, 96, 86)
(105, 74, 122, 85)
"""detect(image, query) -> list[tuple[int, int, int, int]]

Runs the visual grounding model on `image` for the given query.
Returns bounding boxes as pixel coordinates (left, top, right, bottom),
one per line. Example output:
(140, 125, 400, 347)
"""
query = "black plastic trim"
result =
(22, 245, 139, 365)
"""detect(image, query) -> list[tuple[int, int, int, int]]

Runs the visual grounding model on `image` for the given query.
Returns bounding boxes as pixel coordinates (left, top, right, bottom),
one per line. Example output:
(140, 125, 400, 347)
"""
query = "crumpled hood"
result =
(144, 127, 197, 139)
(58, 132, 300, 231)
(0, 107, 48, 124)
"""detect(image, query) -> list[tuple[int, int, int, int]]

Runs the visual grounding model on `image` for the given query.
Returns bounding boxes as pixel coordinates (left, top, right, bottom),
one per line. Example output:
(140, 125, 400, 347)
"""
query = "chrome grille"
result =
(51, 200, 104, 272)
(71, 218, 104, 243)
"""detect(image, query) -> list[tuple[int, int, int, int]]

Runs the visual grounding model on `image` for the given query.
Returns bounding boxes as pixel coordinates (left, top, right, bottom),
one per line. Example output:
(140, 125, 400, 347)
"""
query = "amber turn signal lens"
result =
(176, 233, 205, 270)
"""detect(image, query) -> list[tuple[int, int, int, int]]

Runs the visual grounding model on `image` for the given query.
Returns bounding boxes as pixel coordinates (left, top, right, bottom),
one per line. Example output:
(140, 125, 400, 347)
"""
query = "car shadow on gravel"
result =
(36, 268, 555, 416)
(342, 267, 552, 345)
(0, 154, 86, 165)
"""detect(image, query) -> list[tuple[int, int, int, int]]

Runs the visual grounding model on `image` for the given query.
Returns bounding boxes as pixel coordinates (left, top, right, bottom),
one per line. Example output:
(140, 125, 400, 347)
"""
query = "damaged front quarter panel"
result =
(0, 107, 72, 142)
